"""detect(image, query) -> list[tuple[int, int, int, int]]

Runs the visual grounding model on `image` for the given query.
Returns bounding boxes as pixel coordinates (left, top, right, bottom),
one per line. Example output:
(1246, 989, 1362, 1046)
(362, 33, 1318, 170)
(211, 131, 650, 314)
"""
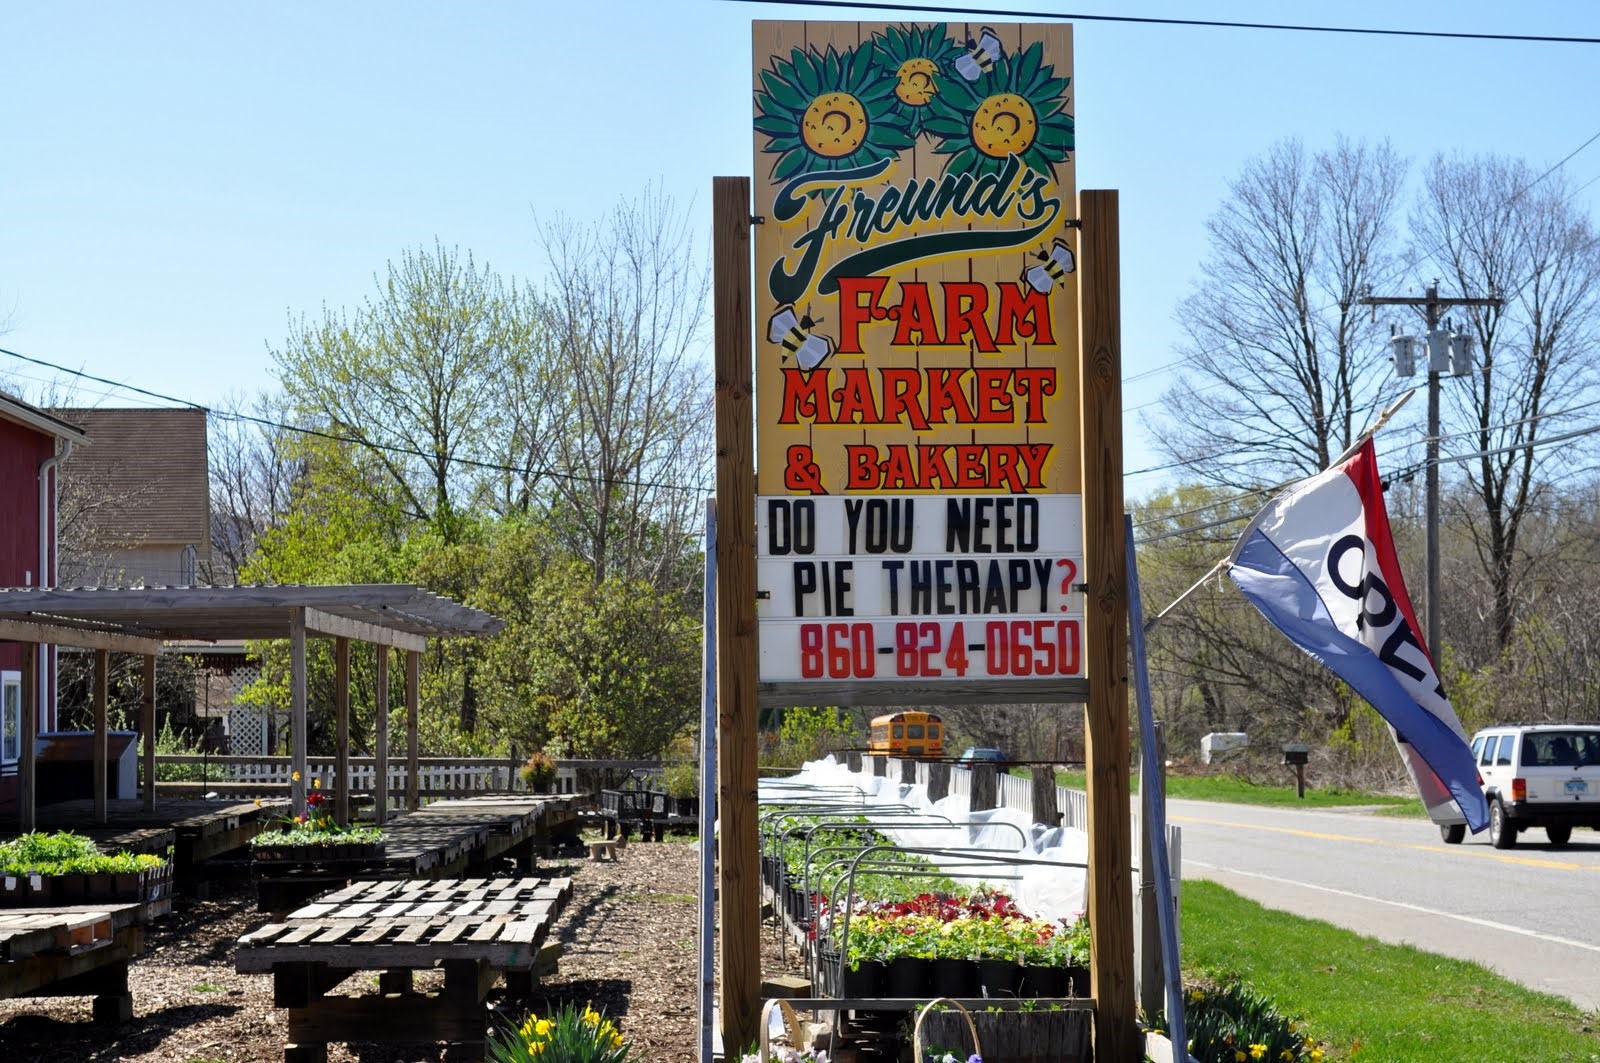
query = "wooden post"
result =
(334, 637, 350, 826)
(1078, 188, 1136, 1063)
(900, 757, 918, 786)
(405, 650, 420, 812)
(1031, 769, 1062, 827)
(19, 644, 36, 831)
(968, 763, 998, 812)
(927, 761, 950, 803)
(94, 648, 109, 824)
(140, 655, 156, 812)
(712, 174, 759, 1055)
(375, 645, 389, 826)
(291, 608, 308, 819)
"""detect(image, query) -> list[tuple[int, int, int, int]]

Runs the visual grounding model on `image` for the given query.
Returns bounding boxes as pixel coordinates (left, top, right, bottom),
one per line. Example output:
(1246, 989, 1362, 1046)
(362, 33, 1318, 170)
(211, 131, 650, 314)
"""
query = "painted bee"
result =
(954, 28, 1003, 81)
(768, 305, 833, 372)
(1023, 240, 1076, 294)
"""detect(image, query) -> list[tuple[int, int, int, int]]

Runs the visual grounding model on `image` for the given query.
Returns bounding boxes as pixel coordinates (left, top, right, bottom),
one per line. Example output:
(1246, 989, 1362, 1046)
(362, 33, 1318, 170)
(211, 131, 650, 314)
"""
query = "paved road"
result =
(1169, 798, 1600, 1011)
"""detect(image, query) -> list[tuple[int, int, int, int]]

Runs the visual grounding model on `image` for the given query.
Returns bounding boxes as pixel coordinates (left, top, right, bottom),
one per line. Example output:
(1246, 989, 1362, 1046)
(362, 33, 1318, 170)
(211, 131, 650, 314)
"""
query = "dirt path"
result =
(0, 836, 787, 1062)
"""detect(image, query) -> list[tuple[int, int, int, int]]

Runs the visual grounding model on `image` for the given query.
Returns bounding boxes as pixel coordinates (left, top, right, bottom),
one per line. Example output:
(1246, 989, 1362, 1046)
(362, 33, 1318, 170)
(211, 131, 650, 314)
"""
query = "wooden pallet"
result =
(237, 876, 572, 972)
(238, 875, 574, 1061)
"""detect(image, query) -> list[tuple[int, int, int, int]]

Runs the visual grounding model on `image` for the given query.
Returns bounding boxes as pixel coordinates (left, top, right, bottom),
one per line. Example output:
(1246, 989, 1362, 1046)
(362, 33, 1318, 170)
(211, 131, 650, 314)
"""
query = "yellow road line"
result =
(1170, 813, 1590, 870)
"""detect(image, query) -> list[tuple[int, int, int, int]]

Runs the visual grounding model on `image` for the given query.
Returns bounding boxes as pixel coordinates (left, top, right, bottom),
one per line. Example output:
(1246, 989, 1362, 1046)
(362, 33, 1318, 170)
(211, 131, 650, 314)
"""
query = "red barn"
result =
(0, 393, 90, 816)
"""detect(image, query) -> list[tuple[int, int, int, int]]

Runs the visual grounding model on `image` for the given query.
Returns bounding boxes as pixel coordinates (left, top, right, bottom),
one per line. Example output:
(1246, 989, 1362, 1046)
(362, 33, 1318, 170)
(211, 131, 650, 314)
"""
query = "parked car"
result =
(958, 747, 1008, 773)
(1456, 724, 1600, 849)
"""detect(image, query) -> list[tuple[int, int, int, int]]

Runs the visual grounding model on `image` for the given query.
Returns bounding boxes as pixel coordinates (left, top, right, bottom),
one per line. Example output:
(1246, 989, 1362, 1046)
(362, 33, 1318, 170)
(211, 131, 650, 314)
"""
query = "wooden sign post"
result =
(715, 21, 1137, 1062)
(1078, 188, 1136, 1061)
(713, 175, 760, 1055)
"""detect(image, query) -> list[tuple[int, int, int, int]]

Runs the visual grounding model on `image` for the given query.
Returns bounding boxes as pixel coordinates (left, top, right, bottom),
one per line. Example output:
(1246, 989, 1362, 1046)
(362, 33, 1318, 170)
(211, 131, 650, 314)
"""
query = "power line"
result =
(719, 0, 1600, 45)
(0, 346, 713, 495)
(1146, 417, 1600, 545)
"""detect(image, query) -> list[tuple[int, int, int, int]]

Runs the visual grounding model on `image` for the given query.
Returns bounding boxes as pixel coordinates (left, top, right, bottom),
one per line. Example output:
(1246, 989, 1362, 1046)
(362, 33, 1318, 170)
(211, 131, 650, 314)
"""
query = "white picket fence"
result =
(154, 754, 663, 806)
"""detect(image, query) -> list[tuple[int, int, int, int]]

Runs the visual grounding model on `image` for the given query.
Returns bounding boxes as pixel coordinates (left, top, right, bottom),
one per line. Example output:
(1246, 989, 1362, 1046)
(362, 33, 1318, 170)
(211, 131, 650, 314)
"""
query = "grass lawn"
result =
(1183, 880, 1600, 1061)
(1045, 769, 1420, 811)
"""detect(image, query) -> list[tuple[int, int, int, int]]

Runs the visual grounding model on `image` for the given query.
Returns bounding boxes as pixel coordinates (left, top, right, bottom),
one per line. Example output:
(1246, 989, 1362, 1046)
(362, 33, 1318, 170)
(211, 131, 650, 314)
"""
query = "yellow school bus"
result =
(868, 711, 944, 759)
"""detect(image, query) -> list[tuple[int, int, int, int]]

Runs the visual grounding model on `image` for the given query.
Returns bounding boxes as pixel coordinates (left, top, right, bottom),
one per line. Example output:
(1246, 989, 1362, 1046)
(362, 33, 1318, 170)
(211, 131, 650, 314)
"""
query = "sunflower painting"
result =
(752, 21, 1080, 502)
(924, 39, 1074, 179)
(754, 44, 916, 181)
(869, 23, 954, 137)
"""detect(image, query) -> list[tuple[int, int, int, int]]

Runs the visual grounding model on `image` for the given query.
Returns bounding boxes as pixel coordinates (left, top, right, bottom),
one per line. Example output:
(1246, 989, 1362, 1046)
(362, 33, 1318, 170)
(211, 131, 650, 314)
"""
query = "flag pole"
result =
(1142, 387, 1419, 634)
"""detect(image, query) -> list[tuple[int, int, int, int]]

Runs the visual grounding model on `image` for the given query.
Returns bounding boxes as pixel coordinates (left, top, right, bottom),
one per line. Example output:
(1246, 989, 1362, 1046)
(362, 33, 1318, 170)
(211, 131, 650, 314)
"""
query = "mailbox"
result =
(1281, 742, 1312, 798)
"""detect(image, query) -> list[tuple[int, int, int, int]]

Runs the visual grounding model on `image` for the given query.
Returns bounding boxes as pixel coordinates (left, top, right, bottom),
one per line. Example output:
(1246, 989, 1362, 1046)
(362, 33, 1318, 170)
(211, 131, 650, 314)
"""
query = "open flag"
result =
(1227, 438, 1488, 833)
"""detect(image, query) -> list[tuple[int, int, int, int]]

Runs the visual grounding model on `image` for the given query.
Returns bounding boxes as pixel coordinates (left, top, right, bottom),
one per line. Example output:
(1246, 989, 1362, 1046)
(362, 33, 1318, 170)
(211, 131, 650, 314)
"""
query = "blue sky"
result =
(5, 2, 1599, 490)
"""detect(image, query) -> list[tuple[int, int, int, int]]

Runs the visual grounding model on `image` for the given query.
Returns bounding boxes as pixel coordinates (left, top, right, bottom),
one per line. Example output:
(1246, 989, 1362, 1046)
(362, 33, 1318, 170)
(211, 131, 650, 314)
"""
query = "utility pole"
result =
(1358, 283, 1501, 658)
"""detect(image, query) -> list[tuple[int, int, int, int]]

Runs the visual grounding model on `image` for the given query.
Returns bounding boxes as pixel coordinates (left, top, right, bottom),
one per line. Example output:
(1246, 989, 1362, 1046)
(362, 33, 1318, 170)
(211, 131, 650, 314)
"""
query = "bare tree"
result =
(534, 186, 712, 588)
(1412, 153, 1600, 653)
(207, 393, 305, 584)
(1150, 138, 1409, 487)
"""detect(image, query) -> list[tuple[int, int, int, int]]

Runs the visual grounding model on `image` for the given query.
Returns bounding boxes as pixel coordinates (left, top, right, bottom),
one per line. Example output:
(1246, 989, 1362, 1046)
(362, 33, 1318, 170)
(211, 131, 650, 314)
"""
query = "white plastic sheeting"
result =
(764, 756, 1088, 923)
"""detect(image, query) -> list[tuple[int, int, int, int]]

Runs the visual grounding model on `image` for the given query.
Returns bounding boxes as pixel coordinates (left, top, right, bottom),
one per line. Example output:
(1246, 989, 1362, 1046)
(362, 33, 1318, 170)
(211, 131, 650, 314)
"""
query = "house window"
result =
(1, 671, 20, 765)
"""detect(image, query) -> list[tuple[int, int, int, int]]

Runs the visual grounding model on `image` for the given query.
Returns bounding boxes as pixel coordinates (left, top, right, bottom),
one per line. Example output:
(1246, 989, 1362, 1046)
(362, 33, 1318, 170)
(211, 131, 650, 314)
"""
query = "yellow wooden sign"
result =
(753, 21, 1078, 498)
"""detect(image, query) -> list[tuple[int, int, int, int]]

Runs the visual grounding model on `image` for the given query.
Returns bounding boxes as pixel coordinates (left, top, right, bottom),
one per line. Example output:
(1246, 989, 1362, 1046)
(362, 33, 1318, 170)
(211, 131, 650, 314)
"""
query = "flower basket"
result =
(920, 1002, 1091, 1063)
(912, 998, 982, 1063)
(756, 998, 807, 1063)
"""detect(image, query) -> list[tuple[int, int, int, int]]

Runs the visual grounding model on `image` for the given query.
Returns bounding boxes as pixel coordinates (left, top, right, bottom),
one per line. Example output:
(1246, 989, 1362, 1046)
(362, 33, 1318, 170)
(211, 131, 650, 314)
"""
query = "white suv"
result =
(1460, 725, 1600, 849)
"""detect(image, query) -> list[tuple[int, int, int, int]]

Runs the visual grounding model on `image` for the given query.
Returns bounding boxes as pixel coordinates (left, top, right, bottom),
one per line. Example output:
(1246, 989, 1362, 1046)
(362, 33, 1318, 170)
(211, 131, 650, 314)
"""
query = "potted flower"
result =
(841, 914, 890, 998)
(488, 1003, 633, 1062)
(661, 762, 699, 817)
(519, 751, 558, 794)
(930, 917, 981, 998)
(250, 777, 386, 863)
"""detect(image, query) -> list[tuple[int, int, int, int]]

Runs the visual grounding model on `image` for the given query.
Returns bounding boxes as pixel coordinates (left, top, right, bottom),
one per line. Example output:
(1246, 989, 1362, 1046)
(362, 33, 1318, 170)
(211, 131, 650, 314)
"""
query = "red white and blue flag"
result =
(1227, 439, 1488, 832)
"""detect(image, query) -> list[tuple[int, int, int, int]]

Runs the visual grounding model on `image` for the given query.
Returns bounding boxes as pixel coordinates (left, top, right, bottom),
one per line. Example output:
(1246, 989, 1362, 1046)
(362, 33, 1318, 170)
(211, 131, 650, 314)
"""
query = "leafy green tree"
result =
(272, 241, 538, 539)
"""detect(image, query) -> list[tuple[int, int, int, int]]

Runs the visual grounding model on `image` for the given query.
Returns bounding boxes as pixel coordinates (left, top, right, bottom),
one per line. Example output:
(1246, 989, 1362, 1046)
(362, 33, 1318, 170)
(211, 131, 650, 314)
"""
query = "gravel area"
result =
(0, 836, 792, 1062)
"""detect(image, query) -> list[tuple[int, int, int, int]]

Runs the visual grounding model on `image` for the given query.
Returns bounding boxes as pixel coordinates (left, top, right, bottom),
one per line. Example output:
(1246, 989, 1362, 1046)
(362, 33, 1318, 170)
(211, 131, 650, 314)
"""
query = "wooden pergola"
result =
(0, 585, 503, 831)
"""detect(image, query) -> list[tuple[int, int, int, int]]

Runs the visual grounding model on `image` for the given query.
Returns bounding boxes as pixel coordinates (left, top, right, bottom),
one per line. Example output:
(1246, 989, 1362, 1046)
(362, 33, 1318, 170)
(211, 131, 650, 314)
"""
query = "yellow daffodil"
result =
(1310, 1051, 1324, 1063)
(313, 778, 322, 789)
(1281, 1051, 1294, 1062)
(1288, 1022, 1299, 1034)
(536, 1018, 552, 1036)
(1233, 1052, 1245, 1062)
(1249, 1045, 1267, 1061)
(611, 1032, 624, 1049)
(292, 770, 302, 781)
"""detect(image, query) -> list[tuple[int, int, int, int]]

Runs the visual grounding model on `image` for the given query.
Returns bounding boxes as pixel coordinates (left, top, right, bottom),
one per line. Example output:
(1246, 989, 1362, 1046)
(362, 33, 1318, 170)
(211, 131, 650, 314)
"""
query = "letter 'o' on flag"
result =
(1226, 439, 1488, 833)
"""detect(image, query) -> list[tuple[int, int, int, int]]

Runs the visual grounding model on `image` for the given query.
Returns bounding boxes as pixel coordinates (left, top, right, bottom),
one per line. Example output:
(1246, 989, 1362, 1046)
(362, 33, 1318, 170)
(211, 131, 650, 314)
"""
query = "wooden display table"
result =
(237, 876, 572, 1062)
(0, 897, 168, 1022)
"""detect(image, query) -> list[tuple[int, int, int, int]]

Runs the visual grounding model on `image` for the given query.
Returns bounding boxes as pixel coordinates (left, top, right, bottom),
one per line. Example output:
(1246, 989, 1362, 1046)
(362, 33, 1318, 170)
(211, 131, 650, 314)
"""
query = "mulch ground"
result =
(0, 835, 797, 1062)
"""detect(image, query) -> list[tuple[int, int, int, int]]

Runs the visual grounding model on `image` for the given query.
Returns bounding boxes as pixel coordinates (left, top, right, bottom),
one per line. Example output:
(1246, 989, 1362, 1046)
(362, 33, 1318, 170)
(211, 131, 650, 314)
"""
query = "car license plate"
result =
(1566, 778, 1588, 795)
